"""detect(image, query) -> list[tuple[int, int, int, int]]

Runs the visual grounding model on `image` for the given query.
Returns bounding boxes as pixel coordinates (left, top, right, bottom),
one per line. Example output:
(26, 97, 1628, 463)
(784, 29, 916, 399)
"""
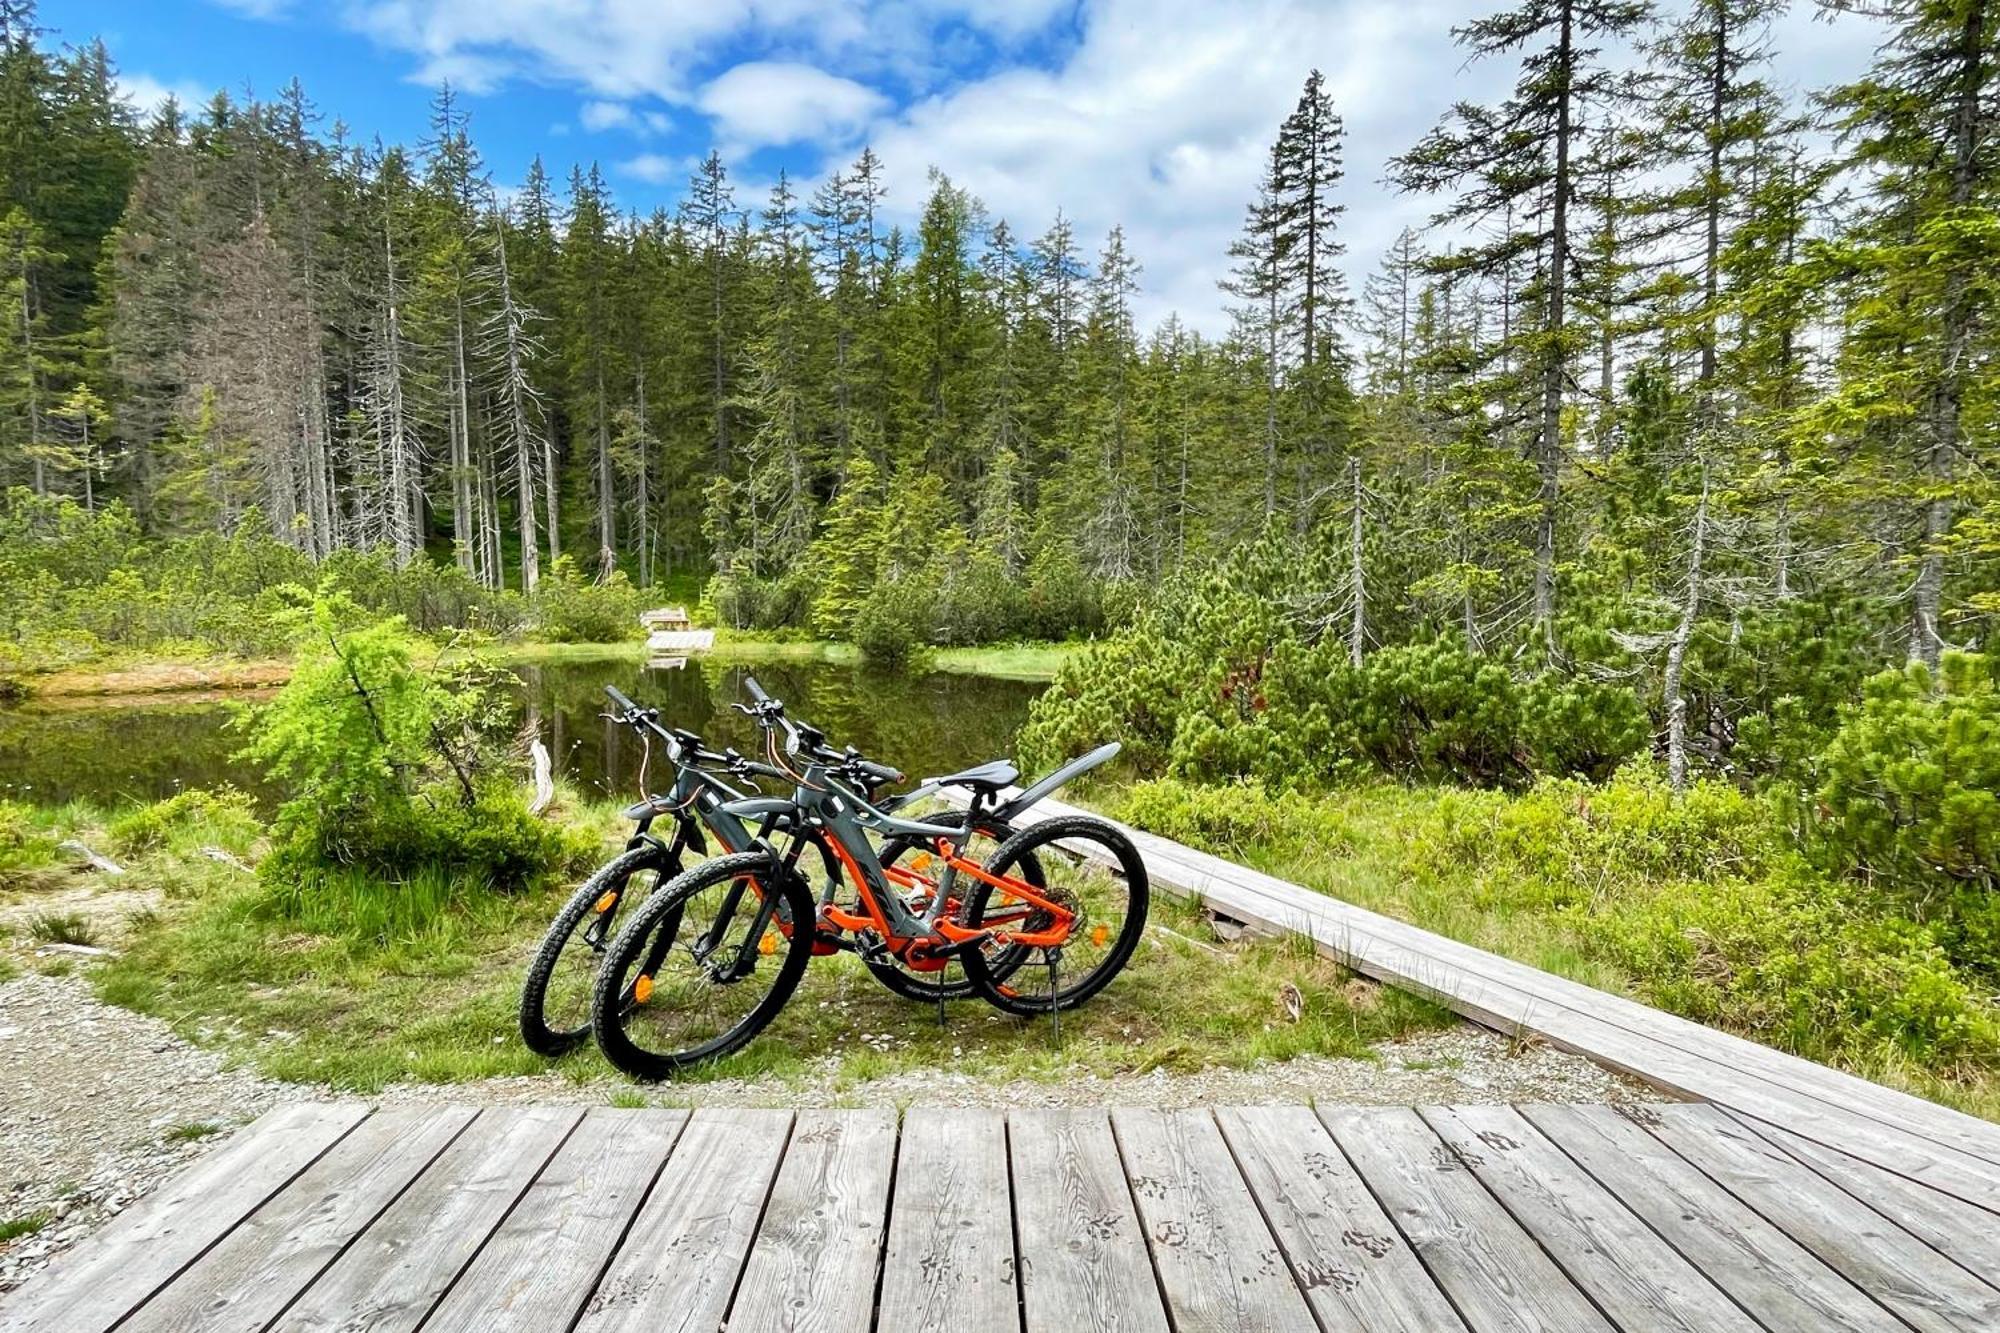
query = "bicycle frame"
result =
(732, 708, 1078, 956)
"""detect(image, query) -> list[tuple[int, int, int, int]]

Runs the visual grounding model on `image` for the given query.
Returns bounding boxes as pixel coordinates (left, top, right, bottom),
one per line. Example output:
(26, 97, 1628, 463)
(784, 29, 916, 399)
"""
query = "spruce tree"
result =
(1392, 0, 1651, 652)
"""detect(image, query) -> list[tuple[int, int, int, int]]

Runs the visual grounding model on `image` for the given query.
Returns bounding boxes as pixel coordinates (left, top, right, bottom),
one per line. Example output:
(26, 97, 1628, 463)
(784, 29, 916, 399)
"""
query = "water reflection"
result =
(0, 657, 1044, 808)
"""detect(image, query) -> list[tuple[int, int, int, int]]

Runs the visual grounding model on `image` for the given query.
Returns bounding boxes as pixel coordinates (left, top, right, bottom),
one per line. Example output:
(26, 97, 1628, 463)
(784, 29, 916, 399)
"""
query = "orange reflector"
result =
(759, 931, 778, 956)
(1091, 924, 1110, 948)
(594, 891, 618, 913)
(633, 975, 654, 1003)
(909, 852, 933, 872)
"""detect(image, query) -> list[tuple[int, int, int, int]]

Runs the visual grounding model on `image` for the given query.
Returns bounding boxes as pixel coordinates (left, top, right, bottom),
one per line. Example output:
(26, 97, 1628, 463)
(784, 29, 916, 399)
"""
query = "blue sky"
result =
(47, 0, 1884, 336)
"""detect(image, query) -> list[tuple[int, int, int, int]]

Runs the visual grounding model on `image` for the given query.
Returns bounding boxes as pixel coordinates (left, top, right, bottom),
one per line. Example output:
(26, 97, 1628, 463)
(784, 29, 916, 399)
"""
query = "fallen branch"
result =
(199, 846, 255, 874)
(528, 738, 556, 816)
(58, 840, 125, 876)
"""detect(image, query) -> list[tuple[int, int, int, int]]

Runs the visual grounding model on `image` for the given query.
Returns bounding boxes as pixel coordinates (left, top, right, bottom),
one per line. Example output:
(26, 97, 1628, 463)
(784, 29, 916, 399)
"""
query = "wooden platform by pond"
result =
(8, 1098, 2000, 1332)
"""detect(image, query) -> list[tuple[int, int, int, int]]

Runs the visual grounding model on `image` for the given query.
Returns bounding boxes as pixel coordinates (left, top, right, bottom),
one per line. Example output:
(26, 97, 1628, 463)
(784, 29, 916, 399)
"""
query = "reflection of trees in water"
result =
(521, 660, 1042, 796)
(20, 661, 1043, 808)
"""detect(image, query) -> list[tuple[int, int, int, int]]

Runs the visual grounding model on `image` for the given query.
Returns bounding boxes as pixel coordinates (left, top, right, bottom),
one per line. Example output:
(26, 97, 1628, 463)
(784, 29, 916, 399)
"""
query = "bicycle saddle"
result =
(932, 759, 1019, 791)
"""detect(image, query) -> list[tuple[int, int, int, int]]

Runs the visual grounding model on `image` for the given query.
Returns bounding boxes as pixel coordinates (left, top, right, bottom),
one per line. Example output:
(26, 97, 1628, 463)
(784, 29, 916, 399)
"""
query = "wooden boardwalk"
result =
(955, 791, 2000, 1204)
(7, 1100, 2000, 1332)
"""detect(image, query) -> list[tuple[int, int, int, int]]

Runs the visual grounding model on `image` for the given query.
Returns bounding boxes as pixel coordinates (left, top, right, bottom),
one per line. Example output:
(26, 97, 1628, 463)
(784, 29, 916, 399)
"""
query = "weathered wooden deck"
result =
(6, 1099, 2000, 1332)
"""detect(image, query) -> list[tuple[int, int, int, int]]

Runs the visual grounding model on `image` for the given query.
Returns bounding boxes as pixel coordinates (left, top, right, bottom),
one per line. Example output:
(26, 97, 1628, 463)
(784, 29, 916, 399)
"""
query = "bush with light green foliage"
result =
(1804, 652, 2000, 980)
(107, 787, 257, 856)
(240, 589, 588, 894)
(529, 555, 645, 644)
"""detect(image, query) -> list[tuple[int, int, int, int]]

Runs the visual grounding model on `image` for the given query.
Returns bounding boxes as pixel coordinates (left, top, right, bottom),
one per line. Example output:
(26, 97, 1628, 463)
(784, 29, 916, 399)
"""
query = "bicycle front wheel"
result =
(591, 852, 814, 1079)
(519, 847, 675, 1056)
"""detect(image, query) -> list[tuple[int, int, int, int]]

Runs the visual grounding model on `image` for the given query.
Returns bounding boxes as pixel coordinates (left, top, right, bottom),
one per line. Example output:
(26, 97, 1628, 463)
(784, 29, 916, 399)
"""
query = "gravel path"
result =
(0, 969, 1655, 1294)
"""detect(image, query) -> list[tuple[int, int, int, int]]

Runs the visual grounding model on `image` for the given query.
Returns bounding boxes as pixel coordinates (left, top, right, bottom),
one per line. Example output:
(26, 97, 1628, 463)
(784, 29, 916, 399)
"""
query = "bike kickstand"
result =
(1047, 952, 1061, 1046)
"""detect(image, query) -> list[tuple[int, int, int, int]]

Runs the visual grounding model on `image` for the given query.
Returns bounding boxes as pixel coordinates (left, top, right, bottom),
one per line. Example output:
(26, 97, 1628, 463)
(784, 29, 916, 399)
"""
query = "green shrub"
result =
(239, 590, 580, 894)
(1809, 653, 2000, 893)
(1033, 631, 1649, 790)
(1805, 652, 2000, 979)
(0, 799, 63, 888)
(530, 556, 644, 643)
(1121, 778, 1356, 862)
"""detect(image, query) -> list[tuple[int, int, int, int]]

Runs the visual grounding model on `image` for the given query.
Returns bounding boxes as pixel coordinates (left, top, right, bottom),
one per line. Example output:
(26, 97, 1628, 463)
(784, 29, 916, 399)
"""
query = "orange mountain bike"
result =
(589, 676, 1147, 1079)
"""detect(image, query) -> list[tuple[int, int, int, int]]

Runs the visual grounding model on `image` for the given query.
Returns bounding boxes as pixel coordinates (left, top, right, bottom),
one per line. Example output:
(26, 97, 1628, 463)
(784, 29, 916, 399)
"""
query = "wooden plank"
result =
(574, 1108, 792, 1333)
(117, 1106, 476, 1333)
(961, 790, 2000, 1184)
(1420, 1104, 1756, 1331)
(878, 1107, 1017, 1333)
(1110, 1108, 1316, 1333)
(1320, 1105, 1613, 1332)
(725, 1109, 896, 1333)
(1214, 1105, 1464, 1333)
(1727, 1112, 2000, 1291)
(1642, 1104, 2000, 1333)
(0, 1102, 369, 1333)
(421, 1108, 687, 1333)
(1520, 1104, 1901, 1332)
(271, 1105, 582, 1332)
(1009, 1108, 1171, 1333)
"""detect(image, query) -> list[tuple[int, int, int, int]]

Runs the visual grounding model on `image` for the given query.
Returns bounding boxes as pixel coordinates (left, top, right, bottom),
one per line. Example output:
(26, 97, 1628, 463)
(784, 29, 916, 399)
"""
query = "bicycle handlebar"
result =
(743, 674, 772, 706)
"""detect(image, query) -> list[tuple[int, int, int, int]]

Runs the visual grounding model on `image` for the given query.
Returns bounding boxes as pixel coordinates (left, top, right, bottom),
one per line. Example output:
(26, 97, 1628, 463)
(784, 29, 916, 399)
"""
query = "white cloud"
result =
(313, 0, 1071, 103)
(697, 62, 887, 151)
(117, 73, 214, 120)
(620, 152, 686, 185)
(581, 100, 637, 132)
(580, 100, 672, 135)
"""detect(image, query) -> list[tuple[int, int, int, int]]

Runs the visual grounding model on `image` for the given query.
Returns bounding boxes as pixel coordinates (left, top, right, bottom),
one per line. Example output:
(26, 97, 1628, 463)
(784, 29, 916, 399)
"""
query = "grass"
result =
(27, 911, 96, 947)
(930, 642, 1082, 681)
(163, 1121, 226, 1143)
(0, 1213, 49, 1244)
(1105, 774, 2000, 1123)
(84, 792, 1451, 1092)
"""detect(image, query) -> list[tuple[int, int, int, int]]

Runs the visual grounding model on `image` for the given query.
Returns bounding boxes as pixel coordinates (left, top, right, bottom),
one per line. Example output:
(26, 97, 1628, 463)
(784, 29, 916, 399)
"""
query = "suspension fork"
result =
(702, 828, 805, 977)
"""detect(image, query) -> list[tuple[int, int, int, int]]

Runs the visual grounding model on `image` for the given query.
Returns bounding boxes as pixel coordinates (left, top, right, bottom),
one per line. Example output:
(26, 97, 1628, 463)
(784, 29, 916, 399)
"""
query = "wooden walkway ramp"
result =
(7, 1100, 2000, 1332)
(960, 791, 2000, 1207)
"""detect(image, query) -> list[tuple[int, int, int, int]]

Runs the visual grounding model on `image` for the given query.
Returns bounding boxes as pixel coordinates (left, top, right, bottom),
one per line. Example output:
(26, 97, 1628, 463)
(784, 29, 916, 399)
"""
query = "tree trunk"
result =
(1347, 454, 1366, 667)
(595, 366, 616, 579)
(451, 304, 474, 574)
(1533, 0, 1576, 655)
(1910, 0, 1986, 669)
(1665, 463, 1710, 795)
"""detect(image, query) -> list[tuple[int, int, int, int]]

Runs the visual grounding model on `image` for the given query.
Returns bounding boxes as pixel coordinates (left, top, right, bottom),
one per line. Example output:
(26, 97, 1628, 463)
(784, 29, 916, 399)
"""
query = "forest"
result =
(0, 0, 1994, 688)
(0, 0, 1994, 1124)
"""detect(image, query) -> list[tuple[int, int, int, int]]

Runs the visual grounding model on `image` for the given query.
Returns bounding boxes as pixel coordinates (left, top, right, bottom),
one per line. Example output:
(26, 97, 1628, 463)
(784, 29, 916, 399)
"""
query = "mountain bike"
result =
(517, 686, 793, 1055)
(590, 676, 1145, 1079)
(521, 685, 996, 1055)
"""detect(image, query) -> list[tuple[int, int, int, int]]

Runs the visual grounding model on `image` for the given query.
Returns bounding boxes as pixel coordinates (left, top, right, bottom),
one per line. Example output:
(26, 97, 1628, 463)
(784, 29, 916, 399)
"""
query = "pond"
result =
(0, 655, 1048, 808)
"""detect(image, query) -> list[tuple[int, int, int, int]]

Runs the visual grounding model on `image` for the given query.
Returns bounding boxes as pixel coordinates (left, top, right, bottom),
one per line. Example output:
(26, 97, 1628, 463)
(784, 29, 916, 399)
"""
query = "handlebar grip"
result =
(743, 675, 771, 705)
(604, 685, 639, 713)
(857, 758, 905, 786)
(747, 761, 789, 781)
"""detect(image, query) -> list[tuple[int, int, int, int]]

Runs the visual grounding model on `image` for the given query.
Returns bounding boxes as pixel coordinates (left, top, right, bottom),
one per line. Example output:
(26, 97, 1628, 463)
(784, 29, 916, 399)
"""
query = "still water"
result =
(0, 656, 1046, 807)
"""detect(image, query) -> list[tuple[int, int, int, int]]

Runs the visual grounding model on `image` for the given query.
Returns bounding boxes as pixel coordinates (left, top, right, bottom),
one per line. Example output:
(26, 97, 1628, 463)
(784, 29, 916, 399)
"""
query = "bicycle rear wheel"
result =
(519, 847, 674, 1056)
(591, 851, 814, 1079)
(959, 815, 1149, 1016)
